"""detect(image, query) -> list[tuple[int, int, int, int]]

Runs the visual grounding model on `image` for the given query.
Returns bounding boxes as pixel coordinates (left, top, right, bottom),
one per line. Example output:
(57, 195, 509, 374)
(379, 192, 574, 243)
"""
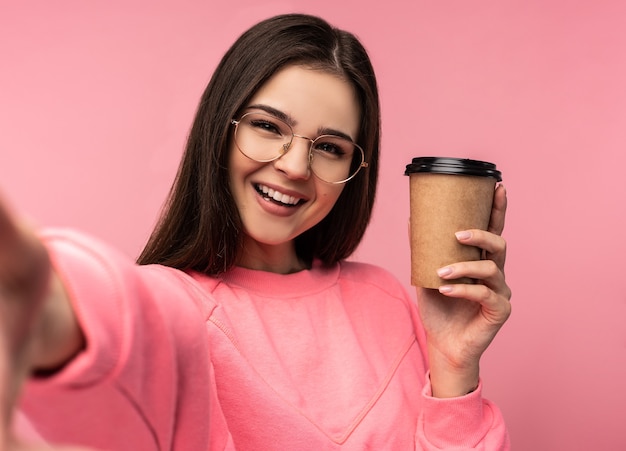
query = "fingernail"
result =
(455, 231, 472, 240)
(439, 285, 453, 294)
(437, 266, 453, 277)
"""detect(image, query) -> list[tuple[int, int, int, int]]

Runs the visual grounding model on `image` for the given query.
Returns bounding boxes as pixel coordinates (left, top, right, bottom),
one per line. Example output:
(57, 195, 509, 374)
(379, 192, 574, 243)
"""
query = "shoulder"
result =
(337, 260, 410, 301)
(40, 227, 216, 316)
(334, 261, 420, 344)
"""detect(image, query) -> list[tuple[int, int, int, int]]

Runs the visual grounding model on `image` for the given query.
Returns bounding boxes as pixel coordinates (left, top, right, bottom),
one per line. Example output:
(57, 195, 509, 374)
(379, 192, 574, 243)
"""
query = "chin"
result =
(244, 230, 301, 247)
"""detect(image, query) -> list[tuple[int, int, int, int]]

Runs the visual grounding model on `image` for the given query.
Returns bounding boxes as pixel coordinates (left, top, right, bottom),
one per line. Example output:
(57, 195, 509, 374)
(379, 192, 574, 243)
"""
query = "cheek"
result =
(317, 185, 344, 208)
(229, 144, 261, 185)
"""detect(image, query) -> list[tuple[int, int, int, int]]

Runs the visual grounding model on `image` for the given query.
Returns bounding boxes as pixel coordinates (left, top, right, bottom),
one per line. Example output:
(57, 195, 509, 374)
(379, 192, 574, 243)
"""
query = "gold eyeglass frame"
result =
(231, 112, 369, 184)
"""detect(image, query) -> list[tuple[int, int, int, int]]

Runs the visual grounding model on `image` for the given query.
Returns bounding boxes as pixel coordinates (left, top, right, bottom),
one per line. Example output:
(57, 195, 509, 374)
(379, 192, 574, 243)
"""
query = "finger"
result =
(455, 229, 507, 269)
(0, 196, 49, 296)
(0, 195, 21, 244)
(487, 184, 507, 236)
(437, 260, 511, 300)
(437, 283, 512, 324)
(0, 196, 50, 357)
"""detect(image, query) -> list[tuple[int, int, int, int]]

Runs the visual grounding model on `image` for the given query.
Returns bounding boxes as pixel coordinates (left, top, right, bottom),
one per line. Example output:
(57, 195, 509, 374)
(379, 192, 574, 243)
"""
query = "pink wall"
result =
(2, 1, 625, 449)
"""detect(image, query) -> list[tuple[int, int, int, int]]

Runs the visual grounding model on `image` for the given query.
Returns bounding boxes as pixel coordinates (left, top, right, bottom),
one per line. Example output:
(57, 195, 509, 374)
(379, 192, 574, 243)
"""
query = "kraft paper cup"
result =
(404, 157, 502, 289)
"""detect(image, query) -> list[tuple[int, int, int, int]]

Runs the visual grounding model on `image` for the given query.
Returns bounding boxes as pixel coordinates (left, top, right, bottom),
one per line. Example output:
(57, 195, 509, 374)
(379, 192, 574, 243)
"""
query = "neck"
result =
(237, 239, 307, 274)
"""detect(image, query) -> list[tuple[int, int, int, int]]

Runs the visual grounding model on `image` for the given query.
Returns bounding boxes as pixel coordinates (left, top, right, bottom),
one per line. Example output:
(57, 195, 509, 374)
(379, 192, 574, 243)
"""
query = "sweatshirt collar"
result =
(216, 259, 340, 298)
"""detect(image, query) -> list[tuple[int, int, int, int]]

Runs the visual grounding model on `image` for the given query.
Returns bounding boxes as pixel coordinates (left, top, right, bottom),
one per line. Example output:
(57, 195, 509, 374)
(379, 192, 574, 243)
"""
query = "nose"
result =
(272, 136, 312, 180)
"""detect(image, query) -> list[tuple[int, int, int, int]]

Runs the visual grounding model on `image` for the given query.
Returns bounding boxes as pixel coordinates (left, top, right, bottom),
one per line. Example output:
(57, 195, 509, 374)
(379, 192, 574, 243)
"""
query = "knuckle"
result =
(477, 284, 492, 303)
(485, 260, 500, 277)
(502, 299, 512, 319)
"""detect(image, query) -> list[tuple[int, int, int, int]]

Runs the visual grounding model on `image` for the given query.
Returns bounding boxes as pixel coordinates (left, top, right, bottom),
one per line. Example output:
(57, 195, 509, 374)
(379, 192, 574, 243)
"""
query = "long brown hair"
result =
(137, 14, 380, 274)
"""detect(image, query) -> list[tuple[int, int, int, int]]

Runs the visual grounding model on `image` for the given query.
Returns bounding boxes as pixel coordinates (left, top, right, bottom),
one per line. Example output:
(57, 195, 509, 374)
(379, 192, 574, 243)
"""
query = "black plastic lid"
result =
(404, 157, 502, 181)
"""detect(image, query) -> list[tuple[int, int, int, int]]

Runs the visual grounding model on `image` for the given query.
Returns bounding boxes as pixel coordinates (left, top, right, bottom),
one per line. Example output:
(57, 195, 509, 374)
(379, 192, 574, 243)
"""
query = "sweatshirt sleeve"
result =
(19, 228, 234, 451)
(416, 375, 510, 449)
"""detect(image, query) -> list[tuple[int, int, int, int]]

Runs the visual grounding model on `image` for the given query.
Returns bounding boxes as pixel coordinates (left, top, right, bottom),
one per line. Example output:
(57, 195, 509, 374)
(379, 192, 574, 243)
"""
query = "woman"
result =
(1, 13, 511, 450)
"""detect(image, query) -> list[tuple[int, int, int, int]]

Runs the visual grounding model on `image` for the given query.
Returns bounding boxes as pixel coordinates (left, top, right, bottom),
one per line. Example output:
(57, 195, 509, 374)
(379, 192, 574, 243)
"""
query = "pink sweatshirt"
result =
(18, 229, 509, 450)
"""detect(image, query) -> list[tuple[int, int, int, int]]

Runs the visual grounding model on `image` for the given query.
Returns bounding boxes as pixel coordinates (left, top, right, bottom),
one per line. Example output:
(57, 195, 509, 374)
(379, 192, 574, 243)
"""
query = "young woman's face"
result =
(228, 65, 360, 268)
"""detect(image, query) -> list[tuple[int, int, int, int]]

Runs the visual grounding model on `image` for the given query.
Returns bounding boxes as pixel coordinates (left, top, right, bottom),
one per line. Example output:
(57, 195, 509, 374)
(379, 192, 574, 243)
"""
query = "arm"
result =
(0, 195, 84, 449)
(1, 196, 232, 451)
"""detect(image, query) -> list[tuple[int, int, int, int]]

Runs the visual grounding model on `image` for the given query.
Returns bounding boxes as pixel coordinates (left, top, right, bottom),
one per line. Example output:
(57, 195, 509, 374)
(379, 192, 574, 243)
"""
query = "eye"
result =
(243, 113, 292, 139)
(249, 119, 283, 135)
(313, 137, 353, 160)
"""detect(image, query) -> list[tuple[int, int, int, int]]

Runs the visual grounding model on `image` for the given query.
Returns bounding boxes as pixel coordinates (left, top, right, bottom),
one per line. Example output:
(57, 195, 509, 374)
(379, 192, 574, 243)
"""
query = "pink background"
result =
(1, 0, 625, 449)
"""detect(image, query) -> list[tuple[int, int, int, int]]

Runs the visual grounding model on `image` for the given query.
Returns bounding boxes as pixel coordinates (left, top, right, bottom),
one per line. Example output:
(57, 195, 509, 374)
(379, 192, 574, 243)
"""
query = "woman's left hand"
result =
(417, 184, 511, 398)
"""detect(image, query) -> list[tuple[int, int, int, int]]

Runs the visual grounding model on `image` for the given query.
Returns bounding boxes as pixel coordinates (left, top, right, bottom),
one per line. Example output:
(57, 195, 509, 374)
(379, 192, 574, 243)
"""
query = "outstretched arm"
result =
(0, 194, 84, 449)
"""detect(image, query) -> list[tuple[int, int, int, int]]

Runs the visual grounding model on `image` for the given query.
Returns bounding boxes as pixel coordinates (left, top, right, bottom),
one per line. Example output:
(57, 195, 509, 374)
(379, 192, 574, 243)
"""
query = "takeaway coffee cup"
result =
(404, 157, 502, 288)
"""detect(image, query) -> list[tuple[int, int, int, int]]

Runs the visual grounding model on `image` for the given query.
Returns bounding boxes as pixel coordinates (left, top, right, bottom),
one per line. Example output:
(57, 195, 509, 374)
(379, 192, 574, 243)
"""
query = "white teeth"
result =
(256, 184, 300, 205)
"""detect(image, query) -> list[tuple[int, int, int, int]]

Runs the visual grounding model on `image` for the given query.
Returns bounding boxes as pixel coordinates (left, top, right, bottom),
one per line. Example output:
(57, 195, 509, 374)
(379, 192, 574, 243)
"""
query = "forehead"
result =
(247, 65, 361, 138)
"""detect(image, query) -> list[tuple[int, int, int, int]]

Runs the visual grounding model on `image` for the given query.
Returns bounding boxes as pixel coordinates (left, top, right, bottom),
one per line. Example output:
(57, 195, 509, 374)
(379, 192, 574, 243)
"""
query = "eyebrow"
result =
(245, 103, 357, 143)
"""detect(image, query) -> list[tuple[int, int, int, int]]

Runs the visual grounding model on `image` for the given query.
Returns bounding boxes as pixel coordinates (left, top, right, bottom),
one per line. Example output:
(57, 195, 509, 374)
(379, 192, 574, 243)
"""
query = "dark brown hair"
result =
(137, 13, 380, 274)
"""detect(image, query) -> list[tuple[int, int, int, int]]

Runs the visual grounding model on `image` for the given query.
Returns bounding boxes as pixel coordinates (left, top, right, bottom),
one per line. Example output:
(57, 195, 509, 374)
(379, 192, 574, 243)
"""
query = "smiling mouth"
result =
(255, 184, 304, 207)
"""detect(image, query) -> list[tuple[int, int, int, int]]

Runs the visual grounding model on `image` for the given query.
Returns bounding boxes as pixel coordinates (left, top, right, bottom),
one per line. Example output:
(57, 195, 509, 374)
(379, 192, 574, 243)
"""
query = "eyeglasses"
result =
(231, 111, 368, 184)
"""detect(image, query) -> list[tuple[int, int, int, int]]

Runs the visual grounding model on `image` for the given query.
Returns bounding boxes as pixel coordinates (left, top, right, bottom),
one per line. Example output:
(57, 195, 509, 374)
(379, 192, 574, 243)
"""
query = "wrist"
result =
(428, 348, 480, 398)
(429, 370, 479, 398)
(429, 366, 479, 398)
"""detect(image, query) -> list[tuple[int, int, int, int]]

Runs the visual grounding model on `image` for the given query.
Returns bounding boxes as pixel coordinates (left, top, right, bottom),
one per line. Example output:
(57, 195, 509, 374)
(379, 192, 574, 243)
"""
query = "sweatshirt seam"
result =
(339, 261, 410, 303)
(208, 309, 418, 445)
(214, 276, 338, 298)
(112, 381, 163, 451)
(333, 334, 418, 444)
(212, 262, 408, 301)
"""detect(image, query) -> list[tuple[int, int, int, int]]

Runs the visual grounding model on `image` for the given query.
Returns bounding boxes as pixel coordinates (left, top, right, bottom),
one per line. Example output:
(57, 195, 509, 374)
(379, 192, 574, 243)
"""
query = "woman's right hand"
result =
(0, 195, 51, 435)
(0, 195, 86, 450)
